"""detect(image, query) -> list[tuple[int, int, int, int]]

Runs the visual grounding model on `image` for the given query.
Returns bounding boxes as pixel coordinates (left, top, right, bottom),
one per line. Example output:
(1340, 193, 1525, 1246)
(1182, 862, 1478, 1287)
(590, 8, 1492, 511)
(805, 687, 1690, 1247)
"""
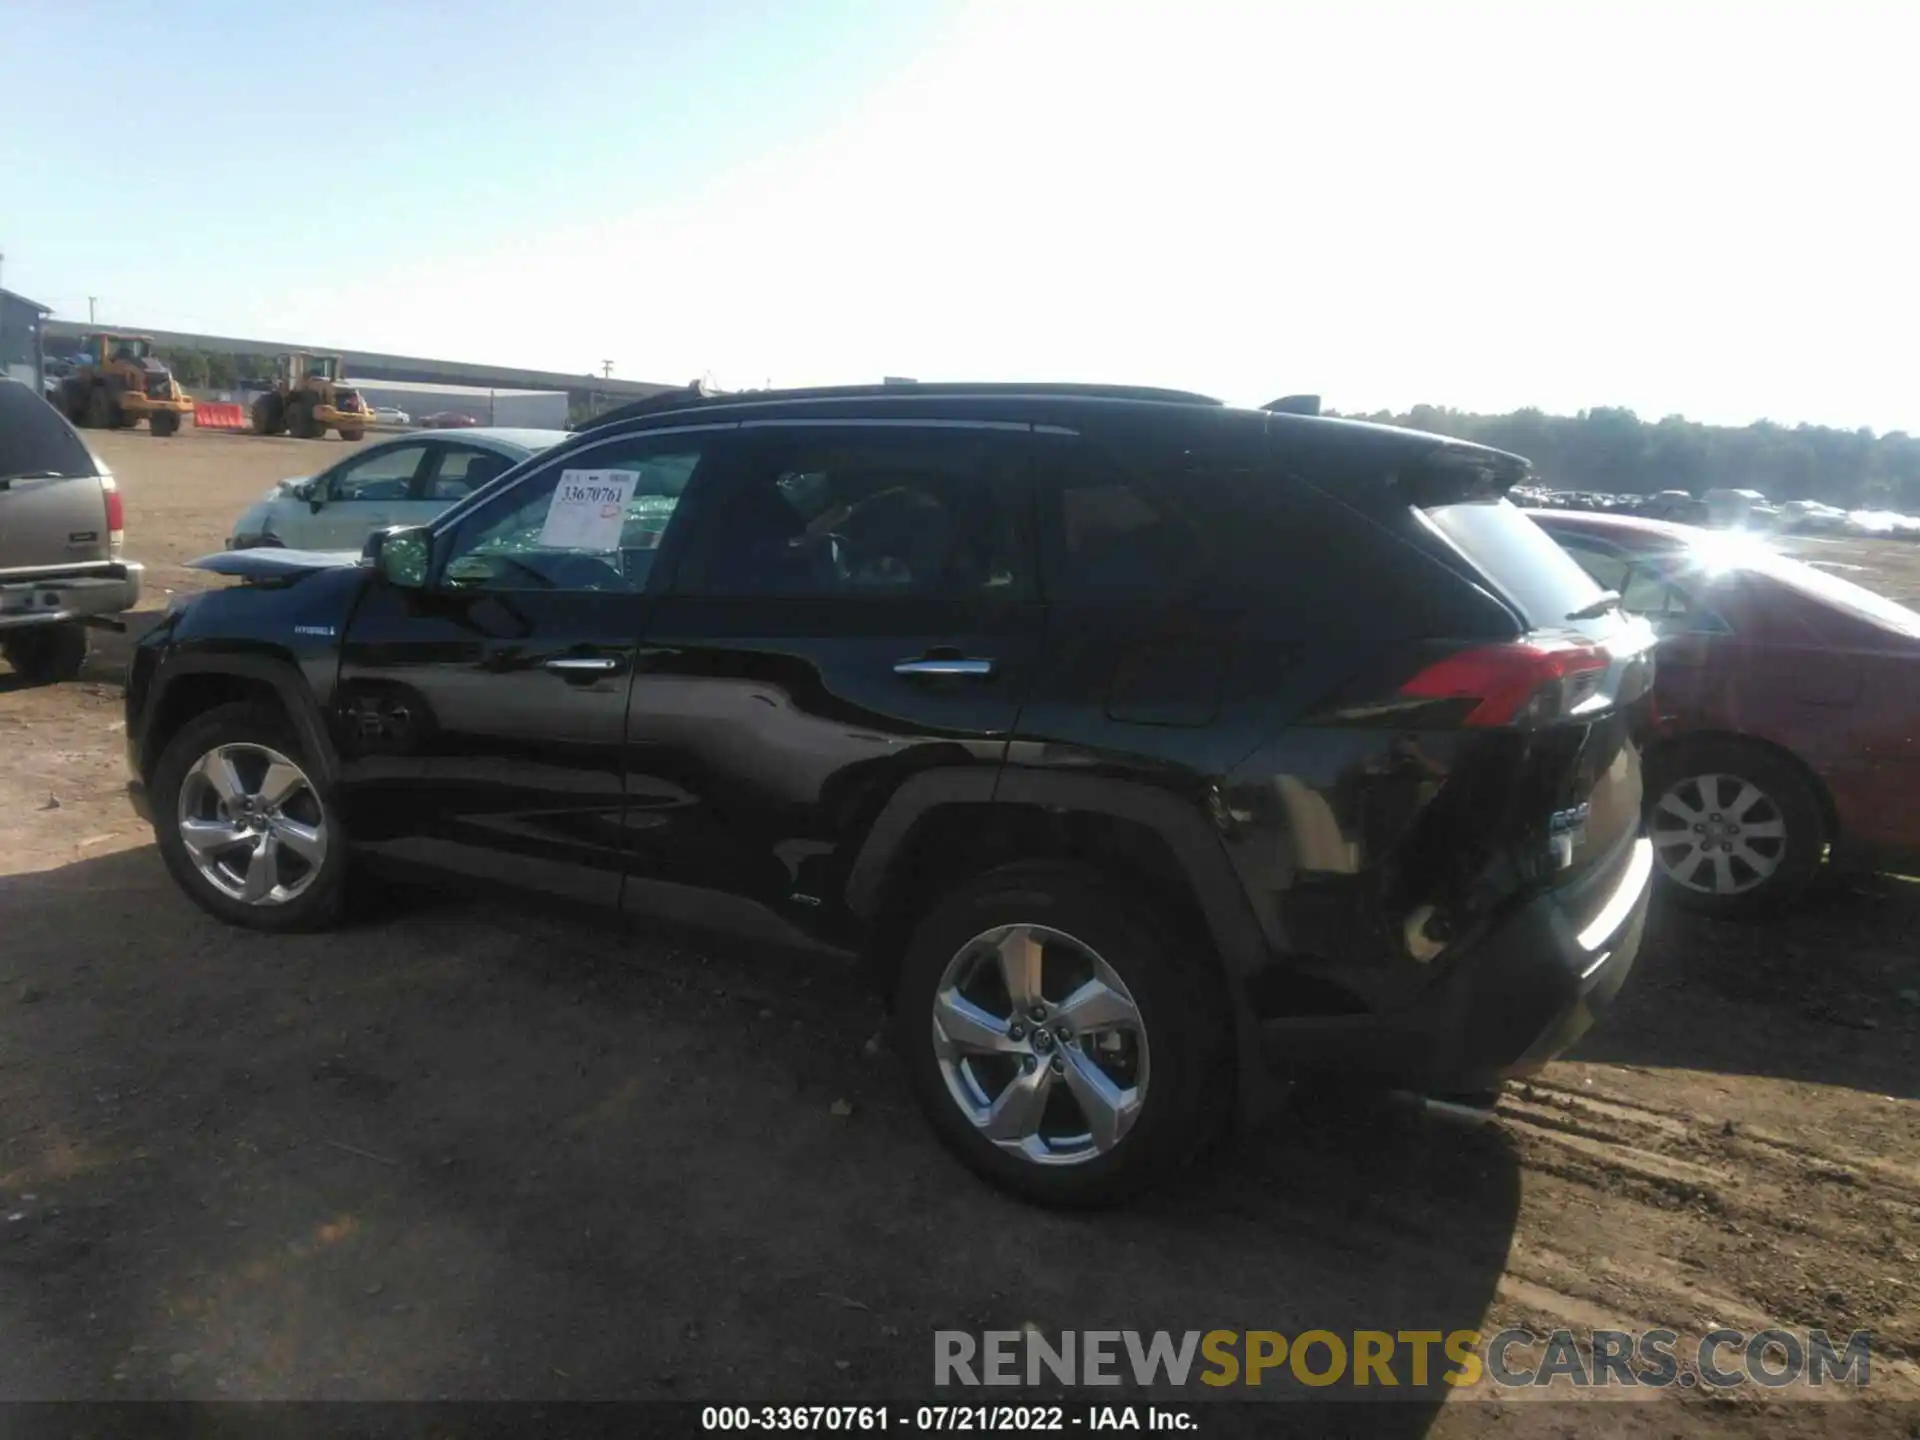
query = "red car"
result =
(421, 412, 479, 429)
(1528, 510, 1920, 913)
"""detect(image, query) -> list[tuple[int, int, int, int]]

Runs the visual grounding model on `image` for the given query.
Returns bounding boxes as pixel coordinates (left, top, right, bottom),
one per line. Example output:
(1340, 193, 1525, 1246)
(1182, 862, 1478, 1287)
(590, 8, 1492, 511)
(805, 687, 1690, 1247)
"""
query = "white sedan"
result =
(371, 406, 412, 427)
(226, 428, 568, 551)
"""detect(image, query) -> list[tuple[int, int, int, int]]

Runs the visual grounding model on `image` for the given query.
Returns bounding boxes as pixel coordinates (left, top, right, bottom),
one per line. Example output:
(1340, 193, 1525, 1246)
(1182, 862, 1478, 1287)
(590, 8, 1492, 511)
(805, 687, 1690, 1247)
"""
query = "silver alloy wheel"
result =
(1649, 771, 1788, 895)
(175, 743, 328, 905)
(930, 923, 1150, 1167)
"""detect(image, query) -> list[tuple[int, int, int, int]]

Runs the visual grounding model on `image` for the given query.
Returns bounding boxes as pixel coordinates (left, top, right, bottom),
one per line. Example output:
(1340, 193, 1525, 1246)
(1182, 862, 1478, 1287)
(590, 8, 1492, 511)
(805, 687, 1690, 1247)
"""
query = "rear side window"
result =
(688, 426, 1030, 599)
(1037, 442, 1209, 602)
(1421, 499, 1609, 630)
(0, 380, 96, 481)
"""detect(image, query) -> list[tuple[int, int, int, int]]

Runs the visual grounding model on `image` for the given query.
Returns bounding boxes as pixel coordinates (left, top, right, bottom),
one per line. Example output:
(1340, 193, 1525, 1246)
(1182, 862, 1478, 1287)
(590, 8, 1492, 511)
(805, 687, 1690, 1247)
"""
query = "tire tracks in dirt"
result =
(1493, 1072, 1920, 1387)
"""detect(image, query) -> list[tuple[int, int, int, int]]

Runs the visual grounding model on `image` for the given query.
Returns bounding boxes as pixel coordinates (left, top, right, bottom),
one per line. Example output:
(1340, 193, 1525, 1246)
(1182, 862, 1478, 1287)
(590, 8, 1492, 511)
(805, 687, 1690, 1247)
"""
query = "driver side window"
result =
(435, 436, 706, 593)
(330, 444, 428, 503)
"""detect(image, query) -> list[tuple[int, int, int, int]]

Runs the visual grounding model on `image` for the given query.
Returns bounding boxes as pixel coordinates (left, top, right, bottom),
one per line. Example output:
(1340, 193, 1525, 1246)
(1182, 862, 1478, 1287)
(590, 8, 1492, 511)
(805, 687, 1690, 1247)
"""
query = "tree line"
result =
(1336, 405, 1920, 512)
(150, 347, 280, 390)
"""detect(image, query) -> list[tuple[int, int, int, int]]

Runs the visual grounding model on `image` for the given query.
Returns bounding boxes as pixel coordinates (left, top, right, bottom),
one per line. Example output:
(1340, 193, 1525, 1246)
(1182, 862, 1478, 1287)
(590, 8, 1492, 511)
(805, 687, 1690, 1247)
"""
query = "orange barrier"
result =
(193, 402, 247, 430)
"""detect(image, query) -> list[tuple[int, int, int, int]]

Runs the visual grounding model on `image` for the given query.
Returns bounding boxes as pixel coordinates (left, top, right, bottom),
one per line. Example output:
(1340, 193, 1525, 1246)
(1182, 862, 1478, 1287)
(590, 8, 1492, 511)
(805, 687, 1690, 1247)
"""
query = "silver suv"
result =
(0, 379, 143, 682)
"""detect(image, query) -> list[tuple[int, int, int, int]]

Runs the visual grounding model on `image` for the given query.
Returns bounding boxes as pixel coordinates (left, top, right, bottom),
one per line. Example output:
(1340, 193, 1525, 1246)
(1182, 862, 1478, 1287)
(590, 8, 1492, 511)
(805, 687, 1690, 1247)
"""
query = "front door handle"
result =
(894, 656, 995, 678)
(545, 655, 626, 677)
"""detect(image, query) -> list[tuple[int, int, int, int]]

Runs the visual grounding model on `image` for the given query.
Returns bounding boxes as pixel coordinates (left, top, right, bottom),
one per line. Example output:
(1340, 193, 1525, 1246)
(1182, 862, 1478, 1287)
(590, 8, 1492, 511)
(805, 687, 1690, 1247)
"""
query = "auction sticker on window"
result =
(540, 469, 639, 550)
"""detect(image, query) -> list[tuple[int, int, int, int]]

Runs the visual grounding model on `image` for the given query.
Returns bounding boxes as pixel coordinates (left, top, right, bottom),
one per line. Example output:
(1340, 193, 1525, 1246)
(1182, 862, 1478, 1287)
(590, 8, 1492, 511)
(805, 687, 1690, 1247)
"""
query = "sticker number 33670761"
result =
(539, 469, 639, 551)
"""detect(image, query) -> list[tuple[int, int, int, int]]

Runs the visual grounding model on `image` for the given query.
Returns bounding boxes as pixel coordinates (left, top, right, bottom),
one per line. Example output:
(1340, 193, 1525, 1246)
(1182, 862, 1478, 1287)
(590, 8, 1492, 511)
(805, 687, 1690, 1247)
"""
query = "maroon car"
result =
(421, 412, 479, 429)
(1529, 510, 1920, 914)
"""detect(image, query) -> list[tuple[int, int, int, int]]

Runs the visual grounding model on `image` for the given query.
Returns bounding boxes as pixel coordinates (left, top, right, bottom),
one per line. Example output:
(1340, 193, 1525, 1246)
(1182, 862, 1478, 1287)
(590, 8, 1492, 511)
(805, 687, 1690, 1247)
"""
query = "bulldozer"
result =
(59, 332, 195, 436)
(251, 352, 373, 440)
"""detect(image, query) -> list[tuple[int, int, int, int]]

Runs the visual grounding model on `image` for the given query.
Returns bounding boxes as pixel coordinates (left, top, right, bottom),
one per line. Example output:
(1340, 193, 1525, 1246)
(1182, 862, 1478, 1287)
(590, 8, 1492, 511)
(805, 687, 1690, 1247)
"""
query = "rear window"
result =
(0, 380, 97, 481)
(1421, 498, 1609, 629)
(1745, 549, 1920, 639)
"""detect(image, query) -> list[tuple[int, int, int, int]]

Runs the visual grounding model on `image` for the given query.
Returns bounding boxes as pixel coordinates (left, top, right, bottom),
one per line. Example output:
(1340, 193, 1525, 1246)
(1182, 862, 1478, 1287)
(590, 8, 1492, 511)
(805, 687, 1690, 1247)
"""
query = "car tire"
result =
(892, 861, 1230, 1208)
(150, 701, 348, 932)
(2, 622, 89, 684)
(1644, 738, 1826, 918)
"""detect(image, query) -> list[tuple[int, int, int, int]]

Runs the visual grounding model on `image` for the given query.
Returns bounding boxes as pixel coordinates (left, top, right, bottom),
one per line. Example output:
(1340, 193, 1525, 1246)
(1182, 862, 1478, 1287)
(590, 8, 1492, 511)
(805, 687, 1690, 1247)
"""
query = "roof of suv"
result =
(575, 381, 1532, 483)
(579, 381, 1228, 432)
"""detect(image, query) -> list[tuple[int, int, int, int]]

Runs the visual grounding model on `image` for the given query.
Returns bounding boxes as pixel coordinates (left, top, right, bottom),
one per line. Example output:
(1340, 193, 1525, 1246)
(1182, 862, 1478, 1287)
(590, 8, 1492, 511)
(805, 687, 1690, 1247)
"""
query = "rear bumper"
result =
(1260, 837, 1653, 1093)
(0, 562, 143, 630)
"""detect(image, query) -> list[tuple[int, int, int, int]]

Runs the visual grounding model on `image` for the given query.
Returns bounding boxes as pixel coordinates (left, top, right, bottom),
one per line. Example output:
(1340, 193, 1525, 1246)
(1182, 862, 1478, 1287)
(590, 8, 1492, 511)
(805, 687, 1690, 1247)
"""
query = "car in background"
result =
(1529, 509, 1920, 914)
(422, 412, 480, 429)
(370, 406, 412, 427)
(227, 428, 567, 552)
(0, 378, 143, 683)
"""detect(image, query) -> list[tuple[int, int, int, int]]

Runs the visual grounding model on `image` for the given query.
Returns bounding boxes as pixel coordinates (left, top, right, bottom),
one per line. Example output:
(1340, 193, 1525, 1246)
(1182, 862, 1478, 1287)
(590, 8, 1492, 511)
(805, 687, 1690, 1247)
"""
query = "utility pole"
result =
(88, 296, 98, 324)
(601, 360, 614, 379)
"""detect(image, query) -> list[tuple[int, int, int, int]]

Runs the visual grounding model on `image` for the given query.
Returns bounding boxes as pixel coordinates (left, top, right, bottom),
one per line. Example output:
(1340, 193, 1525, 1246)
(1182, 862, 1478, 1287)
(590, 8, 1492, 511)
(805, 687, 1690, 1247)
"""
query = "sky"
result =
(5, 0, 1915, 432)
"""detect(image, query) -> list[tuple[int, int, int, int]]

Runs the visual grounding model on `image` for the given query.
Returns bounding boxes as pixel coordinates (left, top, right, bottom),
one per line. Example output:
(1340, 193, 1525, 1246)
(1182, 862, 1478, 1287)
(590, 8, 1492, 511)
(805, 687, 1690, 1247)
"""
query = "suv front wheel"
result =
(893, 862, 1228, 1207)
(151, 702, 348, 932)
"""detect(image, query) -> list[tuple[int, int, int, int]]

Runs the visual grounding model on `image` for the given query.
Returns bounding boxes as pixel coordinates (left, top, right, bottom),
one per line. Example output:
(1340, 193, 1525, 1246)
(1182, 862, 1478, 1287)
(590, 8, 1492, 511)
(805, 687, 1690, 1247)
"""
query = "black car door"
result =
(619, 418, 1043, 937)
(333, 425, 733, 904)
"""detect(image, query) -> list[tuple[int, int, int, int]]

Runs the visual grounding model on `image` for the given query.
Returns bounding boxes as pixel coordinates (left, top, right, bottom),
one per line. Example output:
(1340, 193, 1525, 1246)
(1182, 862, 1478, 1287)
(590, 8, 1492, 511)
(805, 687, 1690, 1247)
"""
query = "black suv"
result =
(125, 383, 1657, 1206)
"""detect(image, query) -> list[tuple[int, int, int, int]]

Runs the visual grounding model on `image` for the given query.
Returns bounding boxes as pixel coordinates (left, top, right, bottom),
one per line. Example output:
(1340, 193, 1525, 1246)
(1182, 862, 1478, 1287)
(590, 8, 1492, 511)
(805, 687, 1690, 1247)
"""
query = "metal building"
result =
(0, 288, 52, 389)
(343, 378, 569, 430)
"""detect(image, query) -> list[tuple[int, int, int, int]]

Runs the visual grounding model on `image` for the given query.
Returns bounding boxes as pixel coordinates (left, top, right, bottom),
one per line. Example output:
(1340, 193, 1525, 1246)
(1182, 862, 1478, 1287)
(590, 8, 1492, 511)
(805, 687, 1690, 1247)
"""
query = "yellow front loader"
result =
(251, 353, 373, 440)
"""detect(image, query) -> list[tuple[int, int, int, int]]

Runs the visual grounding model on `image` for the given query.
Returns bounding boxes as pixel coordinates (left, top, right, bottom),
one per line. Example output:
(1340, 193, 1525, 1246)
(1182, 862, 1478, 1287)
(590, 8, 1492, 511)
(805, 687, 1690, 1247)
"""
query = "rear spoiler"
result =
(576, 379, 729, 432)
(1394, 444, 1531, 506)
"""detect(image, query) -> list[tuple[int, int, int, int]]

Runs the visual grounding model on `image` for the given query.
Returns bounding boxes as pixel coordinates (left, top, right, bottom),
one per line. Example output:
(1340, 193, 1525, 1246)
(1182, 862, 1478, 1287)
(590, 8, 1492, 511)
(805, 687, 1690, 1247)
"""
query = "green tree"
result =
(157, 347, 209, 387)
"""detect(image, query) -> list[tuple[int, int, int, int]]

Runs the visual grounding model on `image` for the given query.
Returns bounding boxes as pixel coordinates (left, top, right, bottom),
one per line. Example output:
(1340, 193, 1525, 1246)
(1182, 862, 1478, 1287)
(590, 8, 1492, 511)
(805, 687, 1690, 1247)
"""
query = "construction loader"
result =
(251, 352, 374, 440)
(60, 333, 195, 436)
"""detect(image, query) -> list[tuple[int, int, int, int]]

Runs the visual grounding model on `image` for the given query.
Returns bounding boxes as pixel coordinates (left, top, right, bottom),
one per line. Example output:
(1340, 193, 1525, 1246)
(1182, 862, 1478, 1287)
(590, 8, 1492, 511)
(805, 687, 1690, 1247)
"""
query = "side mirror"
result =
(365, 525, 430, 589)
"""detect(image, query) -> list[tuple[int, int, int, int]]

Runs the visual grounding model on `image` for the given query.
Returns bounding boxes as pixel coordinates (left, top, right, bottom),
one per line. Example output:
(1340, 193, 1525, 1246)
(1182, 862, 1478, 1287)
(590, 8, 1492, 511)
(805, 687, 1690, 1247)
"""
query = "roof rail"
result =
(578, 380, 1224, 430)
(1262, 394, 1321, 416)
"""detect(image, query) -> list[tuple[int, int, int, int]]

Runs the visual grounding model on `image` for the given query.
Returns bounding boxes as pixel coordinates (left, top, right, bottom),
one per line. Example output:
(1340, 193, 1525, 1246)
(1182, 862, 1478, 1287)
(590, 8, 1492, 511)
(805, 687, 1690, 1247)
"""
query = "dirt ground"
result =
(2, 429, 1917, 1433)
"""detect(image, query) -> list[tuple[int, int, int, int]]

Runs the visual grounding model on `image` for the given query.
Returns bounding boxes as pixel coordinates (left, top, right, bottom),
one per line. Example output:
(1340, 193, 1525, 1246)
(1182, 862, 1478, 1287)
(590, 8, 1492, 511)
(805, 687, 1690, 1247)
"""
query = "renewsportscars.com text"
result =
(935, 1328, 1873, 1390)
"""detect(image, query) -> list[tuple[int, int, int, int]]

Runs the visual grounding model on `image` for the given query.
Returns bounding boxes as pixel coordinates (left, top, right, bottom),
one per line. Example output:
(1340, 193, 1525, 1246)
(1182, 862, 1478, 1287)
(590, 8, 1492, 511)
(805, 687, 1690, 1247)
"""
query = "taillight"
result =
(1400, 640, 1609, 727)
(101, 474, 125, 558)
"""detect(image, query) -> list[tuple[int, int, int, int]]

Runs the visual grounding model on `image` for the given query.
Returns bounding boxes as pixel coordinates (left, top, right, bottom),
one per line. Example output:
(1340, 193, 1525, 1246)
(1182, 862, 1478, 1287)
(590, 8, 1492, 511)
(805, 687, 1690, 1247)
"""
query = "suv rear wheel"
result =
(893, 862, 1228, 1207)
(151, 702, 347, 932)
(3, 622, 89, 684)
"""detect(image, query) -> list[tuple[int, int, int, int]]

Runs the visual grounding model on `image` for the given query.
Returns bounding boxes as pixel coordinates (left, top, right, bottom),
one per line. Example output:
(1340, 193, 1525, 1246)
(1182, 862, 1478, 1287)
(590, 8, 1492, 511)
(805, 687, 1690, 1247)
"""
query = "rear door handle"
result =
(545, 655, 626, 677)
(893, 657, 995, 678)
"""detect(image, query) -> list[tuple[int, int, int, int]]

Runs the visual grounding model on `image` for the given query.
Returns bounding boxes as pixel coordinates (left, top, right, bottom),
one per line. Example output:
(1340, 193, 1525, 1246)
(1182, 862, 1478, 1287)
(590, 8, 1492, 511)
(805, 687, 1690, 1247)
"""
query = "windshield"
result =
(107, 337, 151, 362)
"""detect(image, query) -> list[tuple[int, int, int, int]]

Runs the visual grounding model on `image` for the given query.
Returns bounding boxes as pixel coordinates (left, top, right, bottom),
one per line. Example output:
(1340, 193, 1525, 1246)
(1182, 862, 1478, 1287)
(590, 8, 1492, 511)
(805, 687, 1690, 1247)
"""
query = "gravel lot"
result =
(2, 428, 1917, 1432)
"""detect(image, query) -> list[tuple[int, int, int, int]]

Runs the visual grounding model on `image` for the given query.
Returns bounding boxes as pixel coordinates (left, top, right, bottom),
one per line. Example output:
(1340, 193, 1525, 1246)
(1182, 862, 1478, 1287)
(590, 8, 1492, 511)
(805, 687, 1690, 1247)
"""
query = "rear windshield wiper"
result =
(0, 470, 72, 490)
(1566, 590, 1622, 621)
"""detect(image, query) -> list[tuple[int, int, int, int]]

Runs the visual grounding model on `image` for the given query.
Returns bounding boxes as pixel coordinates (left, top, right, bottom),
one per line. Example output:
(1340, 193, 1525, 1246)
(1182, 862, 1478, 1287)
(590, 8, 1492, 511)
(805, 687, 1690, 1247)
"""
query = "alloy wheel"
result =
(175, 743, 328, 905)
(930, 924, 1150, 1166)
(1649, 771, 1788, 895)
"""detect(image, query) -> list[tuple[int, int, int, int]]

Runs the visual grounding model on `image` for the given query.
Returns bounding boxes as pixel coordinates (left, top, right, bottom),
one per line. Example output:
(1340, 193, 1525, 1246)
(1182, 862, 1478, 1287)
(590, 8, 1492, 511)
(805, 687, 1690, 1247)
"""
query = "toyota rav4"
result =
(124, 382, 1657, 1206)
